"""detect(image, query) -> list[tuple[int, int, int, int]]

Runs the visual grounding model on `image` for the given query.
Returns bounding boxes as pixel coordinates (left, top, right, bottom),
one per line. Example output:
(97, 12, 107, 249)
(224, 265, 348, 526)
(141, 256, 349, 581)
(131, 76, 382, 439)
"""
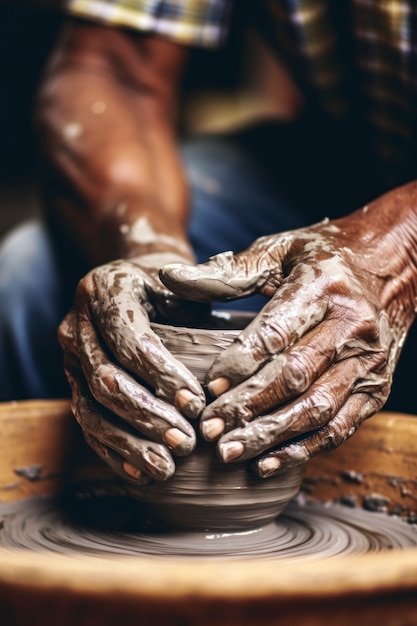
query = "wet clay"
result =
(0, 493, 415, 560)
(123, 312, 305, 531)
(159, 195, 417, 476)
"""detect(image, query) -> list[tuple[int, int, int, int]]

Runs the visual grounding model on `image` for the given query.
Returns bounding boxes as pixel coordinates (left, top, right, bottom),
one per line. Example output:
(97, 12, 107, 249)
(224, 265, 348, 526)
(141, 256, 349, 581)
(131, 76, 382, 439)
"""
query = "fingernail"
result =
(208, 377, 230, 397)
(176, 388, 204, 419)
(201, 417, 225, 440)
(261, 284, 277, 297)
(219, 441, 244, 463)
(123, 461, 141, 480)
(164, 427, 187, 449)
(258, 457, 282, 478)
(176, 388, 196, 409)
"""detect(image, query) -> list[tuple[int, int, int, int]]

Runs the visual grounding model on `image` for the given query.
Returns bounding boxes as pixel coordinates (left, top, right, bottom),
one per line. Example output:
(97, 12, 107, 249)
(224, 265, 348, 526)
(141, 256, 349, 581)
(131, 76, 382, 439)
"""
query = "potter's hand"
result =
(161, 184, 417, 476)
(58, 257, 207, 485)
(36, 23, 204, 484)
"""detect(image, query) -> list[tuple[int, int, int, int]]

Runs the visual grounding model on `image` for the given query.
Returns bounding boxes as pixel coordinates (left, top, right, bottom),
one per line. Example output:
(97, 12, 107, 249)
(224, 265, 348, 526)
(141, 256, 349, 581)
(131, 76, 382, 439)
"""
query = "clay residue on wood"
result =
(14, 465, 44, 482)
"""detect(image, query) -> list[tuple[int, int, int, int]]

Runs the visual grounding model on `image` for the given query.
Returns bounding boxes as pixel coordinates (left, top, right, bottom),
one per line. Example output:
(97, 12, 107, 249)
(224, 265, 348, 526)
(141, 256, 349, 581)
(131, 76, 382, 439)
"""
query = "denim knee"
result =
(0, 221, 70, 400)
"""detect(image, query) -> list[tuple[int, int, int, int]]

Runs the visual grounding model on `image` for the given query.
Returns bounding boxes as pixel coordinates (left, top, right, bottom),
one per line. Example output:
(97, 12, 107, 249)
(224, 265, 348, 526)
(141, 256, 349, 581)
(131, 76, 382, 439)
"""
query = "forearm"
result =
(332, 181, 417, 323)
(35, 20, 192, 266)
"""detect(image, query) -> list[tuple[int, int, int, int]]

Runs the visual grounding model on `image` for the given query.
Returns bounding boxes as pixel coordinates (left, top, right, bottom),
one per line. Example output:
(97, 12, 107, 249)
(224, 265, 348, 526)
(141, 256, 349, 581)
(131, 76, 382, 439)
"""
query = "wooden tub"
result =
(0, 400, 416, 626)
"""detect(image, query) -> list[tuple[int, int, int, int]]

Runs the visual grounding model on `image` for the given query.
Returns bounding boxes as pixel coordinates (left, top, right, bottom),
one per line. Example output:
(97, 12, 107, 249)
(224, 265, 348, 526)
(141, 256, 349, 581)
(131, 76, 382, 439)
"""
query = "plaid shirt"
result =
(66, 0, 231, 47)
(66, 0, 417, 183)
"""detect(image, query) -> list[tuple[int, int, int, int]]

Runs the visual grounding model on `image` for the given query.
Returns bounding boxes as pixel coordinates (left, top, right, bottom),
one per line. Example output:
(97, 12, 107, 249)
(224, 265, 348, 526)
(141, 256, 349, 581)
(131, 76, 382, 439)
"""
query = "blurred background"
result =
(0, 2, 298, 239)
(3, 3, 415, 414)
(0, 3, 61, 237)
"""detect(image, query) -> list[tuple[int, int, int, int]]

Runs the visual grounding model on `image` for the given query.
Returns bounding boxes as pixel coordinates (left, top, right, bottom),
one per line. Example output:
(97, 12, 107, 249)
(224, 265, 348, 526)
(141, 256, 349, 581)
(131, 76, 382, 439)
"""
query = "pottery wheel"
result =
(0, 492, 416, 561)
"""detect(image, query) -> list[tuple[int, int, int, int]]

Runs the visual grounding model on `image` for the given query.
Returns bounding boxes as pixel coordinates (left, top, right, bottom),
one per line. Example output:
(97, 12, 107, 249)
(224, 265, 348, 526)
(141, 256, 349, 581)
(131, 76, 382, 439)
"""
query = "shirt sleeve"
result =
(65, 0, 232, 47)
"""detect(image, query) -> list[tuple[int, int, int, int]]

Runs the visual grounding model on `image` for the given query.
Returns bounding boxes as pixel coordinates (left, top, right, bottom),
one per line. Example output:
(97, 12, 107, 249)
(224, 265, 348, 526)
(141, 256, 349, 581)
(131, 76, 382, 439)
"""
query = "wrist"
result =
(98, 198, 193, 262)
(336, 181, 417, 317)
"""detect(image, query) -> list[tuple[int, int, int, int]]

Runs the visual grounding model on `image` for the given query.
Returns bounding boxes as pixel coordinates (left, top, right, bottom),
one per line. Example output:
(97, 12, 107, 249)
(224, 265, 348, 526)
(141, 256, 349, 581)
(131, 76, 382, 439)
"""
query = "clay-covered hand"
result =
(160, 185, 417, 477)
(59, 256, 208, 485)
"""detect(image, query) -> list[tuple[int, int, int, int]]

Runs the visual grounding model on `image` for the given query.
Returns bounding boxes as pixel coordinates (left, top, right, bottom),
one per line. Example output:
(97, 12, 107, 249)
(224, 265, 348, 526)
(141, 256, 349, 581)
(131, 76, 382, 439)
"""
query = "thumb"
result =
(159, 250, 273, 302)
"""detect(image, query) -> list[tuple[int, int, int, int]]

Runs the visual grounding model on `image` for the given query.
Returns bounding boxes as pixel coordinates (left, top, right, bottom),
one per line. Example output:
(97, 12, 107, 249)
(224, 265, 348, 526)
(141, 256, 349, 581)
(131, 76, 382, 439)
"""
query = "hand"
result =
(59, 256, 208, 485)
(160, 184, 417, 477)
(36, 23, 203, 484)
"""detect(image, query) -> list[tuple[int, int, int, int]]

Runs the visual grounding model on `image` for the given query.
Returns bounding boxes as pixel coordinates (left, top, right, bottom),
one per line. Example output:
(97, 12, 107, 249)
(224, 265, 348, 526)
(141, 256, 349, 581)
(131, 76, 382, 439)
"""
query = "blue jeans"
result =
(0, 123, 414, 412)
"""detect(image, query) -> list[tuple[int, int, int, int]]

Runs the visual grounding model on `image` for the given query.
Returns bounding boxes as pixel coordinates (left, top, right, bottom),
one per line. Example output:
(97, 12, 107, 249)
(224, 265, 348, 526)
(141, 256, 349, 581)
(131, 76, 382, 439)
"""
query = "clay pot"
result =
(121, 311, 304, 532)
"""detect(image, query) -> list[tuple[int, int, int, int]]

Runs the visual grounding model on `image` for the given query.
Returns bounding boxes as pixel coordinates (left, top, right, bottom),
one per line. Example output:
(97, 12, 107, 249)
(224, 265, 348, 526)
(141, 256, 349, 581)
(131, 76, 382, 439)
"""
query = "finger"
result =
(91, 307, 205, 418)
(64, 353, 176, 482)
(160, 249, 274, 301)
(254, 391, 383, 478)
(58, 309, 78, 353)
(81, 407, 176, 482)
(66, 328, 197, 457)
(211, 356, 361, 461)
(205, 282, 328, 391)
(200, 321, 338, 440)
(83, 431, 150, 486)
(61, 304, 204, 423)
(214, 350, 390, 463)
(80, 270, 206, 418)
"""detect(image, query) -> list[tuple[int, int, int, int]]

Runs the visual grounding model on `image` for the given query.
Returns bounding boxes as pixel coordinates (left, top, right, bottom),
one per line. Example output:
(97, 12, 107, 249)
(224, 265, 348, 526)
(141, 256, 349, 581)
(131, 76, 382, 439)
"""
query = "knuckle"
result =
(70, 392, 94, 429)
(282, 360, 308, 394)
(75, 272, 95, 300)
(321, 424, 343, 451)
(347, 301, 380, 342)
(75, 270, 95, 308)
(101, 425, 127, 451)
(325, 409, 362, 450)
(281, 348, 319, 395)
(361, 392, 385, 415)
(206, 398, 251, 429)
(353, 351, 391, 396)
(260, 318, 288, 354)
(283, 441, 312, 466)
(91, 363, 118, 397)
(226, 408, 251, 429)
(304, 391, 335, 428)
(57, 319, 72, 344)
(58, 312, 77, 346)
(368, 349, 389, 371)
(369, 356, 389, 380)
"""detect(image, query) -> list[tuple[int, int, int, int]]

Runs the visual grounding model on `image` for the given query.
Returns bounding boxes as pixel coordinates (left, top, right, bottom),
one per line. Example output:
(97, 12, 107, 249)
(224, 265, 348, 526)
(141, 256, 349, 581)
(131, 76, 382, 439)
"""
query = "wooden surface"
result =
(0, 400, 416, 625)
(0, 399, 111, 503)
(304, 411, 417, 518)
